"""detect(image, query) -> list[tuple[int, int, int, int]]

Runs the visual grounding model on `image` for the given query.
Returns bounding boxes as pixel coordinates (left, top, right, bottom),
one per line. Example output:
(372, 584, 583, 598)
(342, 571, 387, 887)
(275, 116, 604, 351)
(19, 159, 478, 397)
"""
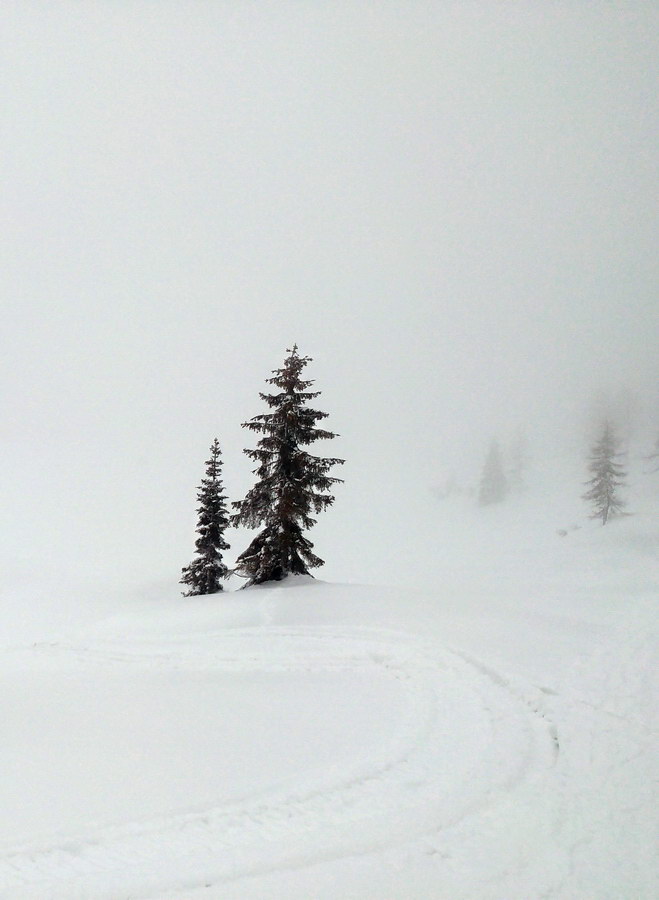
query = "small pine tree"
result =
(582, 419, 628, 525)
(478, 438, 508, 506)
(231, 345, 344, 585)
(180, 438, 230, 595)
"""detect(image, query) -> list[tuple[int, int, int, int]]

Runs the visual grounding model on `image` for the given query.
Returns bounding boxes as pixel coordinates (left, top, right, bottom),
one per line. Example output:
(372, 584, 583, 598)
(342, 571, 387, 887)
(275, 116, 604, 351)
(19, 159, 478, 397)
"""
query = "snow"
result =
(1, 474, 657, 899)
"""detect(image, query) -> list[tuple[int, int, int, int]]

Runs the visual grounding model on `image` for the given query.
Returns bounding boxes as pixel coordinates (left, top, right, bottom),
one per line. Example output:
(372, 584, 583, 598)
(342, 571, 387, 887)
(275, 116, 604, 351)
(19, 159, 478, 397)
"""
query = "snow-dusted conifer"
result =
(478, 438, 509, 506)
(231, 345, 344, 585)
(582, 420, 628, 525)
(180, 438, 230, 595)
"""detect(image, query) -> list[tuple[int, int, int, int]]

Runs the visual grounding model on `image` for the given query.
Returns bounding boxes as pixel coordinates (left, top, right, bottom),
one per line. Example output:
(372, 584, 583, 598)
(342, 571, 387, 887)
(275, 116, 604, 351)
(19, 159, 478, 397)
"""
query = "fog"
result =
(2, 2, 657, 593)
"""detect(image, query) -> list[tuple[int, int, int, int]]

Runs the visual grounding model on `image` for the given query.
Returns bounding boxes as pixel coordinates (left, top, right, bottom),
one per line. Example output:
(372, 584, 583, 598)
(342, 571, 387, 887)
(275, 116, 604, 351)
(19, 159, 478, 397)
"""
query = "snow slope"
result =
(1, 482, 657, 899)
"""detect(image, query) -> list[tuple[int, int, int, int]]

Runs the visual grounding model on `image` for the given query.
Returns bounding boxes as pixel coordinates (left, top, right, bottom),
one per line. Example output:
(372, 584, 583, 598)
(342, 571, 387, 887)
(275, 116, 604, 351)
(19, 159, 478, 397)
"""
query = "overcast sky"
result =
(2, 2, 657, 592)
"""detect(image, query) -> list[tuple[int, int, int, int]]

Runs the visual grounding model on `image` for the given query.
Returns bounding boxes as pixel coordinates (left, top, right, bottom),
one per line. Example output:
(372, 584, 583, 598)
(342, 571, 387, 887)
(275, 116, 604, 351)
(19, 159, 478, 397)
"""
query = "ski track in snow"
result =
(0, 626, 559, 900)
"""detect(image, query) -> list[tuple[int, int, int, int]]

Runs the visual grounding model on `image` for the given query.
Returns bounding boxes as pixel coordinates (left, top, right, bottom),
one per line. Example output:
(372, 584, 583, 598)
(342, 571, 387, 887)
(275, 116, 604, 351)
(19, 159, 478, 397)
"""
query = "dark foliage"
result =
(231, 346, 344, 585)
(180, 438, 230, 595)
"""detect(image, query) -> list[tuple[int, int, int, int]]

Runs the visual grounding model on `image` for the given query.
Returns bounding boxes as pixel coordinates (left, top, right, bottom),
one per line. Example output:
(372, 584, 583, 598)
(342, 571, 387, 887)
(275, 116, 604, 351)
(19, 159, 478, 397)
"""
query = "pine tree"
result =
(180, 438, 230, 595)
(478, 438, 508, 506)
(231, 345, 344, 585)
(582, 419, 628, 525)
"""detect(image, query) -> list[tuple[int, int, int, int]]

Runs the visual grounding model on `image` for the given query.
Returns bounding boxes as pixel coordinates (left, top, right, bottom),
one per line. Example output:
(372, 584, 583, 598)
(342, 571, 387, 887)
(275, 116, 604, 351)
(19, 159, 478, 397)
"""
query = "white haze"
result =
(2, 2, 657, 593)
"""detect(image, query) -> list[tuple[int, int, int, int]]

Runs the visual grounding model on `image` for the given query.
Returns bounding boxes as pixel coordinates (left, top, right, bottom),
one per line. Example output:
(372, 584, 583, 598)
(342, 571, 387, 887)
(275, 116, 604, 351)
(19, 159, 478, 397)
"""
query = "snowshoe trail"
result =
(0, 626, 559, 900)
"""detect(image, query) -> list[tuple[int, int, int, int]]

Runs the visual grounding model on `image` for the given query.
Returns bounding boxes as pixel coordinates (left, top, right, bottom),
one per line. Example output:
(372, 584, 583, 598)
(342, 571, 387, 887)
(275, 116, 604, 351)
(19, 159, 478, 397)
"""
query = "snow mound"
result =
(1, 575, 656, 899)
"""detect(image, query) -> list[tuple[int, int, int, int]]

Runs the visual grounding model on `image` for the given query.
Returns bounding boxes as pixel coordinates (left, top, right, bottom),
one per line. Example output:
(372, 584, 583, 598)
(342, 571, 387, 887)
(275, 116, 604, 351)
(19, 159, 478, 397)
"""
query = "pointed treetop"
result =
(180, 436, 230, 596)
(204, 438, 223, 479)
(231, 346, 344, 585)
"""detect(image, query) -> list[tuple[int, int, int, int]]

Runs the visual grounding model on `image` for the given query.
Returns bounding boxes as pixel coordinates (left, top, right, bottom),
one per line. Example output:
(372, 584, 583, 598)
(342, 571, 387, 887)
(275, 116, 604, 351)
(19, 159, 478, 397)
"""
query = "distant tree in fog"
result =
(478, 439, 509, 506)
(180, 438, 230, 595)
(582, 420, 628, 525)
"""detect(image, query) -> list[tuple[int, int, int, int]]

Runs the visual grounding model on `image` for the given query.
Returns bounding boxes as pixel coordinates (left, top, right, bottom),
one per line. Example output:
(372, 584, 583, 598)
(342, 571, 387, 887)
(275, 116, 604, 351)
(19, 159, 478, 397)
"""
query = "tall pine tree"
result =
(180, 438, 230, 595)
(582, 419, 628, 525)
(231, 346, 344, 585)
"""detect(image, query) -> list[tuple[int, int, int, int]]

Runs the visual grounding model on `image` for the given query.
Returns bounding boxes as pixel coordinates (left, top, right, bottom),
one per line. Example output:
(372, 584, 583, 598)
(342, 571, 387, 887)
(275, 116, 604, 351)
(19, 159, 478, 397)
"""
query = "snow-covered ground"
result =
(1, 471, 657, 899)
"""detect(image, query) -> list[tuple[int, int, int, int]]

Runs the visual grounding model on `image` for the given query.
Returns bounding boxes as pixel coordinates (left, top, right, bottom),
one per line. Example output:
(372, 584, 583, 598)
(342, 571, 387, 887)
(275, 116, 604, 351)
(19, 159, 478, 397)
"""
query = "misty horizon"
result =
(2, 2, 657, 591)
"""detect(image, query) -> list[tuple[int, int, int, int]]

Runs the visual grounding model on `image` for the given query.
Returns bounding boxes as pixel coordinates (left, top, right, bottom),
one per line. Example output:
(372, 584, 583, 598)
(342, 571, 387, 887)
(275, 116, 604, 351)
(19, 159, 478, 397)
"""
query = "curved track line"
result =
(0, 626, 558, 900)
